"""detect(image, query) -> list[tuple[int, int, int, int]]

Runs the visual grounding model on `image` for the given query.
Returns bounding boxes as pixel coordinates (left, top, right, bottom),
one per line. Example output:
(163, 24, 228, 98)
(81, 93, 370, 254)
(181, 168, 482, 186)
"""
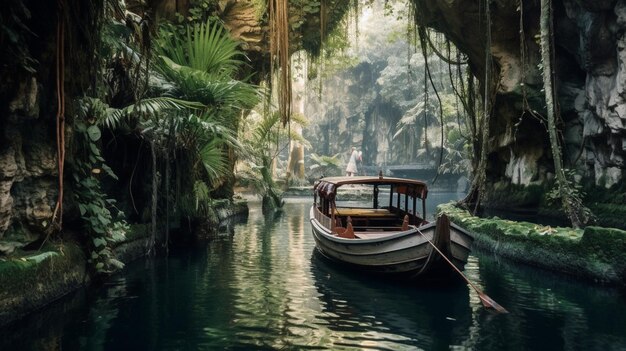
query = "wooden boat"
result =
(309, 175, 473, 280)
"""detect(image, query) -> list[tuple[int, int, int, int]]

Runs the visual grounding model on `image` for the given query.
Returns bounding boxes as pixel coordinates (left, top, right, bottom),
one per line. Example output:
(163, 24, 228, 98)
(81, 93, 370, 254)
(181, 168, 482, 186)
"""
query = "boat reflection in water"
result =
(310, 249, 473, 350)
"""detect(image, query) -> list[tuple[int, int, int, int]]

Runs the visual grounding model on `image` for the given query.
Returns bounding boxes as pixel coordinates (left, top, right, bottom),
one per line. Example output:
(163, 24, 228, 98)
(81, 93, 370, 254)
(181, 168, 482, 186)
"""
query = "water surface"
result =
(1, 195, 625, 350)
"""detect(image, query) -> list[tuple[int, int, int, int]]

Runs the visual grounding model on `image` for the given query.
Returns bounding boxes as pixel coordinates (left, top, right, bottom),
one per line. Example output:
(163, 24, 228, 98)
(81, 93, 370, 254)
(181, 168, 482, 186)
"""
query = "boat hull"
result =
(309, 207, 473, 280)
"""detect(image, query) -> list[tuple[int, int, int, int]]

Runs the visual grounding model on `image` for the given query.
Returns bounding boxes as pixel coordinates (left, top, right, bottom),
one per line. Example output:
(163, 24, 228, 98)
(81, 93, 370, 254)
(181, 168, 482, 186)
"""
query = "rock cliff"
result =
(0, 2, 59, 249)
(413, 0, 626, 191)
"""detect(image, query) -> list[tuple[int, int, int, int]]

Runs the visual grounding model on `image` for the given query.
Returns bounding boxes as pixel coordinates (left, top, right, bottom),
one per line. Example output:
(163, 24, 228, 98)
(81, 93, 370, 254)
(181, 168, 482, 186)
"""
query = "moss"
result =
(0, 242, 87, 325)
(298, 0, 353, 56)
(482, 182, 548, 208)
(124, 223, 151, 242)
(581, 227, 626, 266)
(0, 243, 84, 295)
(588, 203, 626, 230)
(438, 202, 624, 285)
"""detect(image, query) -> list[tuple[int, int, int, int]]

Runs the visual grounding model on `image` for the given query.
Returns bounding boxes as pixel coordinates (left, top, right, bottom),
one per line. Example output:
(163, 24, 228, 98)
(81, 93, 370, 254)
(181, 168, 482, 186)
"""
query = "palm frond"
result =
(102, 97, 205, 129)
(251, 111, 281, 145)
(310, 153, 342, 167)
(193, 180, 210, 211)
(158, 19, 242, 75)
(199, 138, 231, 185)
(156, 56, 259, 110)
(290, 112, 310, 127)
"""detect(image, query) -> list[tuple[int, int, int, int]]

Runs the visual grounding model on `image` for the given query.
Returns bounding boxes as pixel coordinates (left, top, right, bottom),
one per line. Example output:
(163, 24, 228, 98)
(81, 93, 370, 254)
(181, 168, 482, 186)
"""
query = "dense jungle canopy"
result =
(1, 0, 626, 277)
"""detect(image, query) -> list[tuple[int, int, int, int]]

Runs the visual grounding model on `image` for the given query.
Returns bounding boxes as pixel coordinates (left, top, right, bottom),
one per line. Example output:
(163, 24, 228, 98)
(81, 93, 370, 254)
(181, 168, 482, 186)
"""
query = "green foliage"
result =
(238, 108, 309, 209)
(438, 202, 626, 284)
(72, 98, 128, 275)
(199, 138, 230, 182)
(0, 0, 37, 73)
(157, 19, 242, 75)
(105, 18, 260, 216)
(124, 18, 260, 222)
(185, 0, 218, 23)
(103, 97, 206, 130)
(309, 153, 342, 178)
(293, 0, 353, 56)
(99, 1, 135, 59)
(179, 180, 214, 218)
(156, 57, 259, 111)
(166, 0, 222, 31)
(155, 18, 259, 126)
(546, 169, 593, 225)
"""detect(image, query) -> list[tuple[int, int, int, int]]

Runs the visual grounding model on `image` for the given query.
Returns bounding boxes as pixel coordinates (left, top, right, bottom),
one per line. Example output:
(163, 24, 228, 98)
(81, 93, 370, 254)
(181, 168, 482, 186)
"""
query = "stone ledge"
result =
(438, 202, 626, 286)
(0, 243, 87, 327)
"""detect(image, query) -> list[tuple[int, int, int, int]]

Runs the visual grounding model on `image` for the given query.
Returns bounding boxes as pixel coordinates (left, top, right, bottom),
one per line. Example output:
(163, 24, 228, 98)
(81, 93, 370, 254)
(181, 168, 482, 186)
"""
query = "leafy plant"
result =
(0, 0, 37, 73)
(157, 19, 242, 75)
(238, 108, 309, 210)
(72, 98, 128, 274)
(546, 169, 594, 226)
(309, 153, 342, 178)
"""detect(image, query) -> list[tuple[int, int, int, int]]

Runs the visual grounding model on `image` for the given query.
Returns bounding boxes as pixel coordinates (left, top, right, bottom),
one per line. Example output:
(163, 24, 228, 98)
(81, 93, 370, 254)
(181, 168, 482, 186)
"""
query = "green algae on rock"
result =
(438, 202, 626, 285)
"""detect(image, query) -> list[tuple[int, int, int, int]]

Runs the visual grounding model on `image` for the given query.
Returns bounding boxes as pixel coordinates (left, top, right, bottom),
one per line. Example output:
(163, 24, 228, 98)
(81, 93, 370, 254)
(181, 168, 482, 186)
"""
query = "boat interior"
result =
(314, 181, 428, 239)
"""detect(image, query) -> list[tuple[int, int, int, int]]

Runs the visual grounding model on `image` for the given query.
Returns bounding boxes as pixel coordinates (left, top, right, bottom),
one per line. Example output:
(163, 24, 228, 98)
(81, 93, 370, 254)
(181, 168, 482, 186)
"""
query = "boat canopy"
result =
(314, 176, 428, 200)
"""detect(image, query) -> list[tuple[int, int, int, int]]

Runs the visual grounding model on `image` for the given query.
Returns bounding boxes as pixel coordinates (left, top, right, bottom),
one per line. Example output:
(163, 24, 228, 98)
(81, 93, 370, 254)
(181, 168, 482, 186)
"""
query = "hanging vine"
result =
(269, 0, 292, 126)
(52, 0, 67, 230)
(462, 0, 497, 212)
(417, 26, 445, 184)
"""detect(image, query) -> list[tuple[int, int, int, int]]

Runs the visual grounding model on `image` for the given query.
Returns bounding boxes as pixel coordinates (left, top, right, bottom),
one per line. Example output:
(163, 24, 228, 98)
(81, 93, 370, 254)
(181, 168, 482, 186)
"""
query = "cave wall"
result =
(0, 1, 60, 247)
(413, 0, 626, 191)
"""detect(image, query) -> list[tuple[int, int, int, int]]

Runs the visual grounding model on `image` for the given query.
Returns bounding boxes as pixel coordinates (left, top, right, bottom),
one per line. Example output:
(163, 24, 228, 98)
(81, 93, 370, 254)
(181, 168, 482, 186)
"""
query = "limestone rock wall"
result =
(413, 0, 626, 190)
(0, 3, 59, 247)
(0, 88, 58, 242)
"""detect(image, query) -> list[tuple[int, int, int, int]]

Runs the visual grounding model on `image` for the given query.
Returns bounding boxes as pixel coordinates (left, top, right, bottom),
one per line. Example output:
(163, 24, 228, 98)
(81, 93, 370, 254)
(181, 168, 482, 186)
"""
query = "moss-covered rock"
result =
(112, 223, 151, 263)
(0, 243, 87, 326)
(190, 198, 250, 239)
(438, 202, 626, 285)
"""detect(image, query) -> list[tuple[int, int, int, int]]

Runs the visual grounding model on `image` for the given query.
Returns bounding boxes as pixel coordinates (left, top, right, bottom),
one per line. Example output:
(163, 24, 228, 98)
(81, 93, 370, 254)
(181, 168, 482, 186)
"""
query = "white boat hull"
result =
(309, 206, 473, 279)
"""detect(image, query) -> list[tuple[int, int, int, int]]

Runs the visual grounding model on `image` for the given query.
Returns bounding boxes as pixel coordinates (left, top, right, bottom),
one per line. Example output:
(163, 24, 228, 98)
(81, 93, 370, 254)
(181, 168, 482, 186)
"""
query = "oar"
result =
(416, 227, 509, 314)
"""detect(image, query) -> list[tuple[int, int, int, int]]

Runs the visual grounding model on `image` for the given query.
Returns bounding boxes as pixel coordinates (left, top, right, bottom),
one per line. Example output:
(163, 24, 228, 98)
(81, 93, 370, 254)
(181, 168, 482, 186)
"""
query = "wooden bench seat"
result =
(334, 208, 396, 218)
(354, 233, 395, 239)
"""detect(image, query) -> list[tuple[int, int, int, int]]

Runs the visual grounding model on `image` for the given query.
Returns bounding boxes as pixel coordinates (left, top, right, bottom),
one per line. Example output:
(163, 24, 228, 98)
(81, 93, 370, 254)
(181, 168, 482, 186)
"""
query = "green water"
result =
(1, 197, 626, 350)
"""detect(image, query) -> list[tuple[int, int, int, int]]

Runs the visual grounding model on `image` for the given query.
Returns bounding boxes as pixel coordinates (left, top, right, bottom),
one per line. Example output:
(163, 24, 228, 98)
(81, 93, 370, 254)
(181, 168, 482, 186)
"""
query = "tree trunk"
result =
(286, 141, 305, 181)
(540, 0, 581, 228)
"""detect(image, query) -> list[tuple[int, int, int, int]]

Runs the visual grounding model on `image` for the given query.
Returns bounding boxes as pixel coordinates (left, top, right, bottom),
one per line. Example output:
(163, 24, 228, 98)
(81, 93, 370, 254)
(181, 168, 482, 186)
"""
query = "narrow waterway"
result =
(1, 195, 625, 350)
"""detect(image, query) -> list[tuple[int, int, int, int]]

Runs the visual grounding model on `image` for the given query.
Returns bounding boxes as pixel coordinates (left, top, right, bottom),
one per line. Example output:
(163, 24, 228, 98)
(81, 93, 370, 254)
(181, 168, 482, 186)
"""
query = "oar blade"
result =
(479, 294, 509, 314)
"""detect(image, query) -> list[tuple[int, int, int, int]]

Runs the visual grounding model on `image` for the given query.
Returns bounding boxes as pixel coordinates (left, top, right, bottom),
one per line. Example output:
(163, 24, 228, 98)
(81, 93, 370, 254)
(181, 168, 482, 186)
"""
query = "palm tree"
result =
(238, 108, 309, 212)
(104, 19, 260, 251)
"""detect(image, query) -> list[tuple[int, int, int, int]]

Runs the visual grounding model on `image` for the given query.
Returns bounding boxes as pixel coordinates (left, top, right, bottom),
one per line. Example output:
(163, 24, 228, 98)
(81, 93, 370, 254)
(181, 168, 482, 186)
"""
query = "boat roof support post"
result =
(396, 190, 400, 209)
(330, 200, 336, 230)
(404, 193, 409, 213)
(373, 185, 379, 209)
